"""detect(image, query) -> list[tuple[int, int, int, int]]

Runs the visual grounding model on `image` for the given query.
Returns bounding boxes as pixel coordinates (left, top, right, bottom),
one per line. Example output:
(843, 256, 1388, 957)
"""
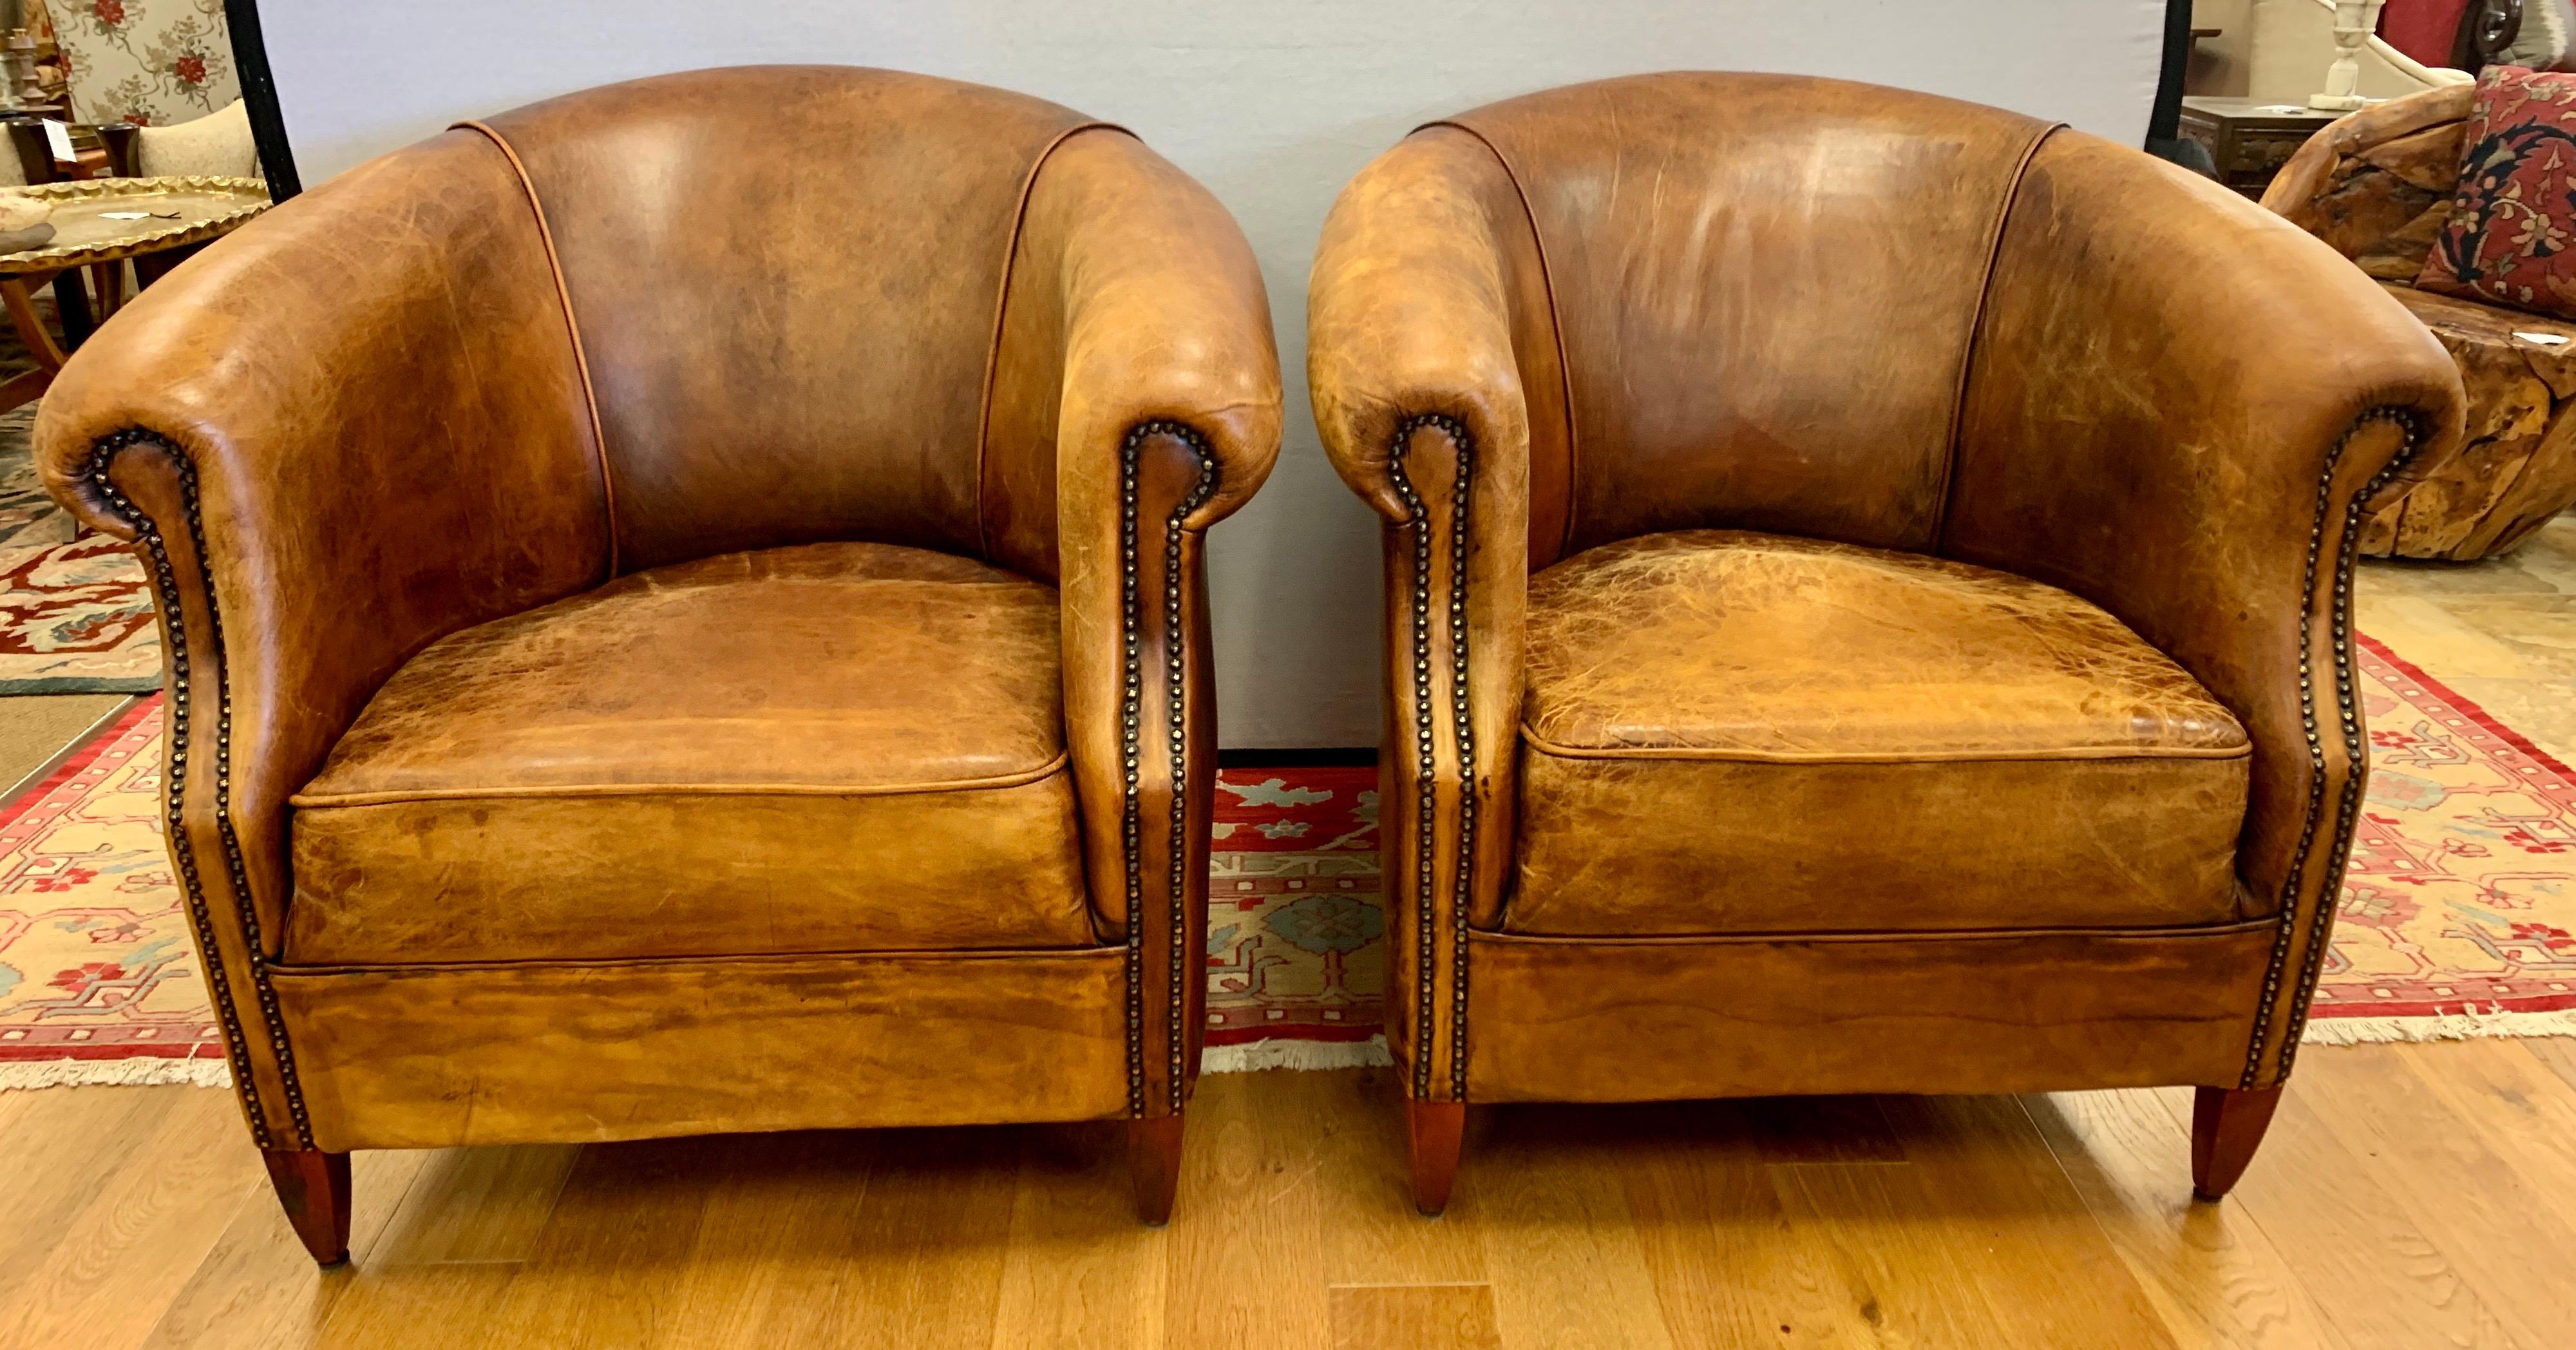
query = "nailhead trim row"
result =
(84, 430, 314, 1152)
(1120, 421, 1218, 1117)
(2240, 406, 2424, 1088)
(1384, 414, 1476, 1103)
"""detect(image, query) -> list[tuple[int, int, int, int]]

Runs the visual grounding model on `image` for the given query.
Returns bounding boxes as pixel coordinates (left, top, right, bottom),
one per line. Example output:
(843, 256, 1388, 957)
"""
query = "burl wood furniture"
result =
(2266, 81, 2576, 559)
(0, 175, 265, 413)
(33, 66, 1280, 1262)
(1307, 72, 2465, 1215)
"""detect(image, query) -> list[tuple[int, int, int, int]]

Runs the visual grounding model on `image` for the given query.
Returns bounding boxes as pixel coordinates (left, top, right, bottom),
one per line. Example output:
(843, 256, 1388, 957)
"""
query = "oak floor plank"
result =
(780, 1126, 1018, 1350)
(473, 1136, 721, 1349)
(1473, 1105, 1680, 1350)
(1328, 1282, 1502, 1350)
(0, 1088, 261, 1350)
(1612, 1099, 1888, 1349)
(649, 1130, 876, 1349)
(1162, 1072, 1334, 1350)
(366, 1144, 580, 1269)
(0, 1086, 182, 1304)
(308, 1266, 520, 1350)
(4, 1045, 2576, 1347)
(137, 1146, 433, 1350)
(1772, 1094, 2177, 1350)
(986, 1122, 1167, 1350)
(2025, 1087, 2348, 1350)
(1308, 1069, 1490, 1289)
(2295, 1044, 2576, 1349)
(2518, 1035, 2576, 1096)
(2163, 1069, 2527, 1350)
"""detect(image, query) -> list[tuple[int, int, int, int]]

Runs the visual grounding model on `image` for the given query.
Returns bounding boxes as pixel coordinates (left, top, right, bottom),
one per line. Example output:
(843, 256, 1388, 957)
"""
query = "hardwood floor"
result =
(0, 1055, 2570, 1349)
(8, 529, 2576, 1348)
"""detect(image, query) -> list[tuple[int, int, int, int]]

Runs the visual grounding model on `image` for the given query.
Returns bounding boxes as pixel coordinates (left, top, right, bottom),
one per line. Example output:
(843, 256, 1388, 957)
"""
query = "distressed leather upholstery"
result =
(1309, 73, 2463, 1114)
(286, 543, 1095, 965)
(1512, 530, 2253, 937)
(35, 68, 1280, 1177)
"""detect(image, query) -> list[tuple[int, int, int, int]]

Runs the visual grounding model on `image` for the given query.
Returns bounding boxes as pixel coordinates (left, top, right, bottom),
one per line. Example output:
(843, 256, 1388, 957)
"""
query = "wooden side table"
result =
(0, 175, 267, 414)
(2180, 97, 2346, 199)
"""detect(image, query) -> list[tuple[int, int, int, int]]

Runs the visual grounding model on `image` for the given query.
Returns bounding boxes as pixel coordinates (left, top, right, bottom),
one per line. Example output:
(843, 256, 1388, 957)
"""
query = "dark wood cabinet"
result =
(2180, 96, 2344, 198)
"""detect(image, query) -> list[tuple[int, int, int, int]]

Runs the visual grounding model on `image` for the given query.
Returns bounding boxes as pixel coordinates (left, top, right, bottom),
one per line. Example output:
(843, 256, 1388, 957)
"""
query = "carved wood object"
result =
(2266, 84, 2576, 558)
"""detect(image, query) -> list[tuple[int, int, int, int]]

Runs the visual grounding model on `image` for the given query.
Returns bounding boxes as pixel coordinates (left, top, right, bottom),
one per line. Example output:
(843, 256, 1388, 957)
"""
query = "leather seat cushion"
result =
(286, 542, 1095, 964)
(1509, 531, 2253, 936)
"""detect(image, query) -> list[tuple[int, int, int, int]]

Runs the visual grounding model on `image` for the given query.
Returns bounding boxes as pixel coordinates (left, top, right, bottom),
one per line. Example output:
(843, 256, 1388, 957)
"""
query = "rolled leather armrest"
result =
(33, 127, 612, 952)
(1943, 129, 2465, 1087)
(1308, 128, 1533, 529)
(31, 126, 610, 1150)
(1307, 128, 1536, 1100)
(1019, 128, 1281, 1116)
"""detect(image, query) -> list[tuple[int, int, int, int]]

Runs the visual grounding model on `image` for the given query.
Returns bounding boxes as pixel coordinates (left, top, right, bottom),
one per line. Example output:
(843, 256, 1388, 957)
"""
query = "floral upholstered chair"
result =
(34, 0, 240, 126)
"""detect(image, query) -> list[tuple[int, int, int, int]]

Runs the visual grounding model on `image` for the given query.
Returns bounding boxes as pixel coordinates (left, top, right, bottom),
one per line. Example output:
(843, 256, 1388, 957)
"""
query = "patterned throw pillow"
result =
(2418, 66, 2576, 319)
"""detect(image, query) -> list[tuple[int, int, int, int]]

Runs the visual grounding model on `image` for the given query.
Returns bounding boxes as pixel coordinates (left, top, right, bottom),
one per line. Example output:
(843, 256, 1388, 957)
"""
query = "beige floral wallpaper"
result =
(28, 0, 239, 126)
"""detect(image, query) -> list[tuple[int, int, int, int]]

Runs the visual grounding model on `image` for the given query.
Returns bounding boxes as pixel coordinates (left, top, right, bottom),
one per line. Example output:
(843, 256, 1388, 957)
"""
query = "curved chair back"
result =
(1438, 73, 2055, 563)
(475, 66, 1107, 573)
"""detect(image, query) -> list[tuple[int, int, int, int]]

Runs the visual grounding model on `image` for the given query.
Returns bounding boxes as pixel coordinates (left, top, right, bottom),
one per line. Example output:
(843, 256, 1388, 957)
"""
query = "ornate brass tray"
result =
(0, 175, 270, 274)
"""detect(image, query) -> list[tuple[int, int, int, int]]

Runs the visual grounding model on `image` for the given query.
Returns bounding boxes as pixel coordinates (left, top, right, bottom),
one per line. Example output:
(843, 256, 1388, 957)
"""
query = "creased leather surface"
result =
(1444, 73, 2054, 556)
(290, 544, 1087, 964)
(298, 542, 1063, 797)
(275, 950, 1130, 1150)
(1511, 750, 2249, 936)
(287, 542, 1089, 964)
(1466, 926, 2271, 1103)
(1311, 72, 2467, 1107)
(473, 66, 1097, 571)
(33, 64, 1282, 1152)
(1512, 530, 2249, 936)
(1949, 129, 2465, 1085)
(1034, 127, 1282, 952)
(1523, 530, 2249, 760)
(1308, 129, 1542, 1092)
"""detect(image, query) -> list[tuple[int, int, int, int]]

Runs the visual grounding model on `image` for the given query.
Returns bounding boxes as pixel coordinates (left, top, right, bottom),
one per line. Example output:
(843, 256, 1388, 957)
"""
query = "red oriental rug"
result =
(4, 634, 2571, 1089)
(0, 535, 162, 694)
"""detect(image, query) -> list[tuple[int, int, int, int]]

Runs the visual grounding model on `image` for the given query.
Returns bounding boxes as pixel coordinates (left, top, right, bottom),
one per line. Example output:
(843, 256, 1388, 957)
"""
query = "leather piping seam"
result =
(1383, 413, 1477, 1103)
(271, 944, 1126, 978)
(972, 119, 1126, 564)
(1118, 419, 1218, 1117)
(83, 428, 312, 1151)
(1518, 730, 2251, 765)
(1423, 119, 1577, 564)
(288, 754, 1071, 808)
(2240, 404, 2425, 1088)
(457, 119, 619, 580)
(1931, 119, 2063, 545)
(1475, 915, 2278, 947)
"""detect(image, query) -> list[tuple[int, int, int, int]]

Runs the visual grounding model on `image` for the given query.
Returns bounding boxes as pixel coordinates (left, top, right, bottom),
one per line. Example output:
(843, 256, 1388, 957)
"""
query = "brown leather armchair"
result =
(1307, 73, 2465, 1214)
(35, 66, 1280, 1259)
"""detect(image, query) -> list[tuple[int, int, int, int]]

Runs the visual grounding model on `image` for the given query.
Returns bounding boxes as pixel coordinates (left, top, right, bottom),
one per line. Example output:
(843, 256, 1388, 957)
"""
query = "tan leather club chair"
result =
(1306, 72, 2466, 1214)
(35, 66, 1280, 1262)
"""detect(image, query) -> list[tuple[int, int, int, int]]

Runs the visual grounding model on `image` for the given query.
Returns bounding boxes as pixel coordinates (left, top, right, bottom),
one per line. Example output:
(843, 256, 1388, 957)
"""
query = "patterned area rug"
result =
(0, 535, 162, 694)
(1206, 766, 1386, 1070)
(5, 634, 2570, 1089)
(2310, 636, 2576, 1039)
(0, 700, 222, 1086)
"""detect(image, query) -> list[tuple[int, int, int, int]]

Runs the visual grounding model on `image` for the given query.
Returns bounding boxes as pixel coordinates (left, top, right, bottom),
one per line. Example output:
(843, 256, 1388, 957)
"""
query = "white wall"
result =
(260, 1, 2166, 747)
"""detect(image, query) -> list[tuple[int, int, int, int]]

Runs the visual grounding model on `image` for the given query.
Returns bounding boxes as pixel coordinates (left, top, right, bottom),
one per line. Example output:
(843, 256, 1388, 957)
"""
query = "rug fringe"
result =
(0, 1058, 234, 1090)
(1202, 1035, 1393, 1074)
(2304, 1007, 2576, 1045)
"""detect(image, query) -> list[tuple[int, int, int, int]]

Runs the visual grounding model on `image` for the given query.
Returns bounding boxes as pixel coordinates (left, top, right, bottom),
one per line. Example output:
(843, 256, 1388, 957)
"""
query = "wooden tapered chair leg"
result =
(1129, 1114, 1186, 1226)
(2190, 1085, 2284, 1202)
(262, 1148, 353, 1266)
(1406, 1098, 1465, 1217)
